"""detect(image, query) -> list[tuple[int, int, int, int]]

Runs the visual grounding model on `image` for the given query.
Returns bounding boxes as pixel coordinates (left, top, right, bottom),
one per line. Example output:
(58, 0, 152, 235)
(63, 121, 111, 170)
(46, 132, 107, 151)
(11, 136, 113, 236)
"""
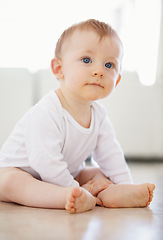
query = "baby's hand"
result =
(82, 179, 113, 197)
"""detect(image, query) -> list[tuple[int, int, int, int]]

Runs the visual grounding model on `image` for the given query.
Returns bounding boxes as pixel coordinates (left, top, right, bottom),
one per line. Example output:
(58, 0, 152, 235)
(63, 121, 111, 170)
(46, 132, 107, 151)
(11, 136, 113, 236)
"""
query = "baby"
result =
(0, 19, 155, 213)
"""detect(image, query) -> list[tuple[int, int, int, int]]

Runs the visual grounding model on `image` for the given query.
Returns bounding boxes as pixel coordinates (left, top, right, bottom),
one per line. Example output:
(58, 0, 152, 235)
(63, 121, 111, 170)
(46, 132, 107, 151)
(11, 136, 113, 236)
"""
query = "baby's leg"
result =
(0, 167, 95, 213)
(97, 183, 155, 208)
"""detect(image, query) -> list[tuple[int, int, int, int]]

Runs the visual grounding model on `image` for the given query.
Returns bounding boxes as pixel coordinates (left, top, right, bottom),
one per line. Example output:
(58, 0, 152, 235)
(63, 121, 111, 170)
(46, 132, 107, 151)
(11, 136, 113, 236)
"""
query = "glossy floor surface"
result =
(0, 162, 163, 240)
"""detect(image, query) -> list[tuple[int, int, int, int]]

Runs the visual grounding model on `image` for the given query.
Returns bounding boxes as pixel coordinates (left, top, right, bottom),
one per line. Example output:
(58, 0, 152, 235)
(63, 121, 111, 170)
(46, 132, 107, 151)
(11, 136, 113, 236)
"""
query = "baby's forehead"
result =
(64, 29, 122, 56)
(63, 29, 118, 50)
(67, 29, 106, 43)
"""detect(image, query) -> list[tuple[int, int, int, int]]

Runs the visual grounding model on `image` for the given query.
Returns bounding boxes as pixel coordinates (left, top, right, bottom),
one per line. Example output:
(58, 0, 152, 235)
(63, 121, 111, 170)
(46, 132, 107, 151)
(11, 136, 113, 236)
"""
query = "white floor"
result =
(0, 162, 163, 240)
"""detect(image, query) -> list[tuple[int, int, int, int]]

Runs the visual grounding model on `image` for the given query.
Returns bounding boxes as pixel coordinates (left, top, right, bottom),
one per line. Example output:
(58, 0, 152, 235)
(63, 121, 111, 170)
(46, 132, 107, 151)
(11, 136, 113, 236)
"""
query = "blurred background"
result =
(0, 0, 163, 161)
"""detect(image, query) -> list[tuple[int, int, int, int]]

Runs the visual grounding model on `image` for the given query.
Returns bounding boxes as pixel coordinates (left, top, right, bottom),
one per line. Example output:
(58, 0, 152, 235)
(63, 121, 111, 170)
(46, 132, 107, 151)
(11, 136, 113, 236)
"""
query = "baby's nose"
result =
(92, 69, 104, 78)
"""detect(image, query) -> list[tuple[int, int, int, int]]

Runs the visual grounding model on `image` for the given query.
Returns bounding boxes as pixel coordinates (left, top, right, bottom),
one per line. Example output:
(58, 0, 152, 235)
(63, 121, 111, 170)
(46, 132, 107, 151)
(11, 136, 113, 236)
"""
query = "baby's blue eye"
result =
(82, 57, 92, 64)
(105, 62, 113, 69)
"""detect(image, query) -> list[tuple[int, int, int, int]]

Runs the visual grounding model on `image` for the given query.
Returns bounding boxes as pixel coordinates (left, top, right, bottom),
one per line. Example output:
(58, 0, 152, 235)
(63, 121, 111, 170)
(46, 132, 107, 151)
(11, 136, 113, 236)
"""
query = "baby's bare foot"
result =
(65, 187, 96, 214)
(97, 183, 155, 208)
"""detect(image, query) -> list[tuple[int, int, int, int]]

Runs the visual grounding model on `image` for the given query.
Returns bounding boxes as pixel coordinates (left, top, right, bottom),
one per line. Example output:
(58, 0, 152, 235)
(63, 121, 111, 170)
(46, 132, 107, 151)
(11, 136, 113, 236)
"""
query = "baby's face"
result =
(59, 30, 123, 102)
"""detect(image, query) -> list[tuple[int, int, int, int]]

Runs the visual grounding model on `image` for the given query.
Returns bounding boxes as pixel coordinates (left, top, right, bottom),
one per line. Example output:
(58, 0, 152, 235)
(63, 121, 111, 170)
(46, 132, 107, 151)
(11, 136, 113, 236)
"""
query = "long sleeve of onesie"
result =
(25, 106, 79, 187)
(92, 109, 132, 184)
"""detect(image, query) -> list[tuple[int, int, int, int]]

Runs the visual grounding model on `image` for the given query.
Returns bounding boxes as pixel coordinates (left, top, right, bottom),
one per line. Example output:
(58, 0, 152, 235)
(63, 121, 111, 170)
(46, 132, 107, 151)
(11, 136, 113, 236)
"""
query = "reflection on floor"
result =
(0, 162, 163, 240)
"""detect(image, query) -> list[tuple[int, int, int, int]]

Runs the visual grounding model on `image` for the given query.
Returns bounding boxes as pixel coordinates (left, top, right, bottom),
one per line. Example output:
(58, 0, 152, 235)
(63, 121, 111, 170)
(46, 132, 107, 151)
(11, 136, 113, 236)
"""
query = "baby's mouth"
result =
(86, 83, 104, 88)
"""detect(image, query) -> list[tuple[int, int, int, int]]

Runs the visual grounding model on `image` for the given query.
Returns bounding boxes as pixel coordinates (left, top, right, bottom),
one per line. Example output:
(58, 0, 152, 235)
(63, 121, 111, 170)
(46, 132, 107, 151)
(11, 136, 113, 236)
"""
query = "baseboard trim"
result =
(125, 157, 163, 163)
(86, 156, 163, 165)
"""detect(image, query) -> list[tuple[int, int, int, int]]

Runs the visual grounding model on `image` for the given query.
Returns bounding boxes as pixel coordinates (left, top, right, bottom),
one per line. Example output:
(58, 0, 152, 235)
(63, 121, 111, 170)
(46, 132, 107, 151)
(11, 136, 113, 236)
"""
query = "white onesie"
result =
(0, 90, 132, 187)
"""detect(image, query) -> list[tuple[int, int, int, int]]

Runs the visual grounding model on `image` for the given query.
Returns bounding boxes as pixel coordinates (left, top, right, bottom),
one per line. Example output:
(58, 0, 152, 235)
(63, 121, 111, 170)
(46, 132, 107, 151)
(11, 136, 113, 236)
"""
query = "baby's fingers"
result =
(91, 184, 108, 196)
(95, 197, 103, 206)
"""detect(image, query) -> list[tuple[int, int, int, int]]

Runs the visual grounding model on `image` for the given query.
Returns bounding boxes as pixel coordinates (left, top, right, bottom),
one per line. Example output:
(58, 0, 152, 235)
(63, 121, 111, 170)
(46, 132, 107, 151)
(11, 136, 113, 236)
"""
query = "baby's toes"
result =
(147, 183, 155, 194)
(145, 183, 155, 206)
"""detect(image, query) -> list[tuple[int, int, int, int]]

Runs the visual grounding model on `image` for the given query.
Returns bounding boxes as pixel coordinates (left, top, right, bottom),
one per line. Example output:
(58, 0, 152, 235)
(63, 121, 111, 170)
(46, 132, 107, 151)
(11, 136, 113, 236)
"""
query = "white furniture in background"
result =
(0, 68, 33, 146)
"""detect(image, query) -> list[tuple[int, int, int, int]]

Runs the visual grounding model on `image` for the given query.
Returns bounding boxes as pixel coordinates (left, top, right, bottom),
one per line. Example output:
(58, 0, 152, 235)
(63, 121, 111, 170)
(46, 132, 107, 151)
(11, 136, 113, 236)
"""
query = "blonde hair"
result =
(55, 19, 121, 58)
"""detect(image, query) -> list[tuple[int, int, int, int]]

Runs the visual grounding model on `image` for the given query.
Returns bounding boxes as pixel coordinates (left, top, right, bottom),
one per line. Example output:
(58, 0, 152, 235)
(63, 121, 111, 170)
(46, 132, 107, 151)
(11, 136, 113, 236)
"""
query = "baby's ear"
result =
(115, 74, 121, 87)
(51, 58, 64, 79)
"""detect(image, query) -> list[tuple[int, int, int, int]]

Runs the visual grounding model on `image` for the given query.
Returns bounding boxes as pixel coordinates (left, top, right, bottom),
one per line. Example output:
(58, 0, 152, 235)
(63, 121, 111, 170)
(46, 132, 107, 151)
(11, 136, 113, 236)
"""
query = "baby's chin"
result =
(87, 93, 111, 102)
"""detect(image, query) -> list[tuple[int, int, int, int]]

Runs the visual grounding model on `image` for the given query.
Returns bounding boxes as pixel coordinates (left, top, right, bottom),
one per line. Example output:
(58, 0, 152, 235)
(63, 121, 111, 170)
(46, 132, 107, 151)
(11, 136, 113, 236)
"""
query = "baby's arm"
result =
(92, 114, 133, 185)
